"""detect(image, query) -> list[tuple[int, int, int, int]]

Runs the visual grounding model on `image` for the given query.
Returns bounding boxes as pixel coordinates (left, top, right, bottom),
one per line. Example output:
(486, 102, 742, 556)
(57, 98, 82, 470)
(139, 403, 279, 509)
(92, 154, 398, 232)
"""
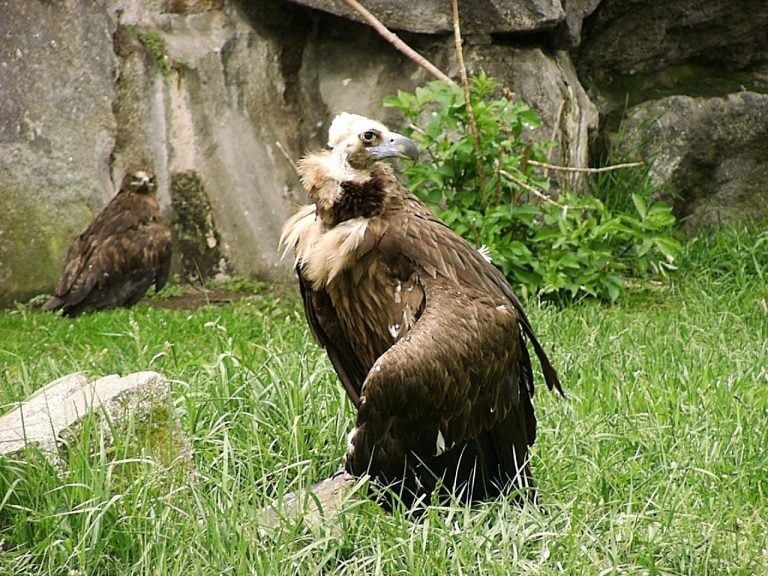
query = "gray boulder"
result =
(578, 0, 768, 78)
(285, 0, 566, 34)
(620, 92, 768, 231)
(557, 0, 602, 47)
(0, 371, 191, 471)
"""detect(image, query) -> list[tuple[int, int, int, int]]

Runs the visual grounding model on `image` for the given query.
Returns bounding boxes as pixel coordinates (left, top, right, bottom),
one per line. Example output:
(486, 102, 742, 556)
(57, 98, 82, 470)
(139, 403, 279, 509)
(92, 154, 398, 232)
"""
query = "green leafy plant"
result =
(383, 74, 680, 302)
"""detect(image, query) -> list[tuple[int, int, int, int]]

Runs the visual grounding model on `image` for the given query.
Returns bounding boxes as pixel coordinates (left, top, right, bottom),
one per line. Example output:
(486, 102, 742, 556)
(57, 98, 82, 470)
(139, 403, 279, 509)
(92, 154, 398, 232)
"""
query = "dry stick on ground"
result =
(451, 0, 487, 195)
(340, 0, 455, 86)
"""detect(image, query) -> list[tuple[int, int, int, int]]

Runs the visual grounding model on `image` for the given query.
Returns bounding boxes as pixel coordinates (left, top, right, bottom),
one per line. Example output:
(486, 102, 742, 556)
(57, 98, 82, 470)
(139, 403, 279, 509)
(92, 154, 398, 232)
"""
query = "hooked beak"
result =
(135, 172, 155, 192)
(368, 132, 419, 162)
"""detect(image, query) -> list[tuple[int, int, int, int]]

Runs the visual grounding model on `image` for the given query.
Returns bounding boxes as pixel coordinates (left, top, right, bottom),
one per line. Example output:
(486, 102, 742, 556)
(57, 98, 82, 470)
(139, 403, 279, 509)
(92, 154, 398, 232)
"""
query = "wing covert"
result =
(346, 283, 529, 477)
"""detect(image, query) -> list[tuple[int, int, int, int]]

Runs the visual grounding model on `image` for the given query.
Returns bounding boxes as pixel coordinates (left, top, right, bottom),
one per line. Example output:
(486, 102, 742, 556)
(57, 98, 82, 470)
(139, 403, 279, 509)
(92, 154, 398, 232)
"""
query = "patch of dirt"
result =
(146, 287, 248, 310)
(145, 283, 298, 310)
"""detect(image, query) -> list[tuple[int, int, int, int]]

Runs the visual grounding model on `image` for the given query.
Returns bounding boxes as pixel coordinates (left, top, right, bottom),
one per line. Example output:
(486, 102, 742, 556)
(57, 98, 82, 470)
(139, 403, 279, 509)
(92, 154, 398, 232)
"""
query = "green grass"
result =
(1, 226, 767, 575)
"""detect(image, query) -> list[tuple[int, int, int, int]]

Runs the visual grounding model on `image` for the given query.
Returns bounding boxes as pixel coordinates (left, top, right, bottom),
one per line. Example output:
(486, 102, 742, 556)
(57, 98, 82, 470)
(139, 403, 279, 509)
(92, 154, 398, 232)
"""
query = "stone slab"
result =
(0, 371, 189, 469)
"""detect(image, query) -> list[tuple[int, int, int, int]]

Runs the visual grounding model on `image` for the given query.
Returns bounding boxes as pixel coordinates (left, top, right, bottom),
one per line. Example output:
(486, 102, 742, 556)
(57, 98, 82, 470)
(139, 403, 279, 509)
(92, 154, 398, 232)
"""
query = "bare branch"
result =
(275, 140, 299, 177)
(498, 169, 593, 210)
(527, 159, 644, 174)
(546, 100, 565, 167)
(451, 0, 486, 194)
(340, 0, 456, 85)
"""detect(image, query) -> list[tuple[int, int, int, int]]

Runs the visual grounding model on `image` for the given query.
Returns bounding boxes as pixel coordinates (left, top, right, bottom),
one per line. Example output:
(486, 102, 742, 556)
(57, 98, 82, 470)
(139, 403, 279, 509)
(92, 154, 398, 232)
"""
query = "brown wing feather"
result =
(342, 195, 558, 503)
(297, 271, 367, 407)
(344, 281, 532, 498)
(385, 195, 562, 396)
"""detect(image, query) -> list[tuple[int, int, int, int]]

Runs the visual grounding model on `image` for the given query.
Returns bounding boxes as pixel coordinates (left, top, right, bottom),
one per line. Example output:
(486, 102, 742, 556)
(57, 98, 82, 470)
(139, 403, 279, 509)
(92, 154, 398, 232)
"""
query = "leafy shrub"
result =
(383, 74, 680, 302)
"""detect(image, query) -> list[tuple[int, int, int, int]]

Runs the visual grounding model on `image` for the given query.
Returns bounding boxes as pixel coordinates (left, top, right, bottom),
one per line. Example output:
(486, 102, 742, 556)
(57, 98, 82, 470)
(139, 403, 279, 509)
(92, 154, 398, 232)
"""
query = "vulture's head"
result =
(121, 170, 157, 195)
(326, 113, 419, 178)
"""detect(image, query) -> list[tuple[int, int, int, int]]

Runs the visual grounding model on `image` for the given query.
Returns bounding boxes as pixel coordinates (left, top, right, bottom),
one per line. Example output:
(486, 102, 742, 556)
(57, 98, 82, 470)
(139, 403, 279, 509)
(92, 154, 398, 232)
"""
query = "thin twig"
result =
(498, 169, 593, 210)
(340, 0, 455, 85)
(275, 140, 299, 177)
(546, 100, 565, 171)
(527, 159, 643, 173)
(451, 0, 486, 195)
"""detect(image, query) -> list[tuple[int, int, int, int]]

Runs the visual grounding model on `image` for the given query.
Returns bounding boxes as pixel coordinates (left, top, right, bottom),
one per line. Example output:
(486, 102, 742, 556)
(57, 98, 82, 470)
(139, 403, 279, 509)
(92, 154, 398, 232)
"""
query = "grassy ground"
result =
(1, 227, 766, 575)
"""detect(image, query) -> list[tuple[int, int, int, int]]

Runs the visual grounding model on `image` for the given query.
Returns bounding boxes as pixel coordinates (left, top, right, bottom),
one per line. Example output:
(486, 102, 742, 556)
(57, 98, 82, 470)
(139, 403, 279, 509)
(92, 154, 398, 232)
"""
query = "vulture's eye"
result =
(361, 130, 378, 144)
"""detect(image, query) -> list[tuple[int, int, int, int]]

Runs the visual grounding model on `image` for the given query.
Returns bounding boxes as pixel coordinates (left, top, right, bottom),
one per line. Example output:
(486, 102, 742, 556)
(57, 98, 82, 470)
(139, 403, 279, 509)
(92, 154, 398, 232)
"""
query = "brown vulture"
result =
(44, 169, 172, 317)
(280, 113, 563, 507)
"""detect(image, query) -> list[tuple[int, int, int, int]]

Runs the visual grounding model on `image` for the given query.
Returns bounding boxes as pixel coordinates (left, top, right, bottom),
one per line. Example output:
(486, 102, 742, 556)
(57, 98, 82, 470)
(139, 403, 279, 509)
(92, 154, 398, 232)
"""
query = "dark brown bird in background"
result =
(280, 113, 563, 507)
(44, 169, 172, 317)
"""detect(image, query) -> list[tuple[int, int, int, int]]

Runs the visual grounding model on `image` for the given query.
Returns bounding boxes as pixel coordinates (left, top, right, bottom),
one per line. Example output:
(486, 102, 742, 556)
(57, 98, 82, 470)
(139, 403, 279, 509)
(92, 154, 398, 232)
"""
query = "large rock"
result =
(150, 9, 303, 283)
(4, 0, 767, 303)
(286, 0, 565, 34)
(259, 472, 361, 530)
(578, 0, 768, 78)
(0, 371, 190, 470)
(296, 15, 437, 141)
(620, 93, 768, 231)
(297, 18, 597, 187)
(556, 0, 602, 48)
(0, 1, 117, 306)
(463, 45, 598, 190)
(575, 0, 768, 232)
(0, 1, 310, 305)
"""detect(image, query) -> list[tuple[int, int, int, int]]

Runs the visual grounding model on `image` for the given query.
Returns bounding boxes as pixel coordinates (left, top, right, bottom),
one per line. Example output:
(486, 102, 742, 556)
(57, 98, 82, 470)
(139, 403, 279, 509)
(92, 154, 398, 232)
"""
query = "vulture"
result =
(280, 113, 563, 507)
(44, 169, 172, 317)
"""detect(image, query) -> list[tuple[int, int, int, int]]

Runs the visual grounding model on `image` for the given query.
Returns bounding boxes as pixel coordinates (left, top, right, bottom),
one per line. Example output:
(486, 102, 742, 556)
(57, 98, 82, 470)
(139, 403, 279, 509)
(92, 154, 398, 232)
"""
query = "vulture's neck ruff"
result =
(281, 113, 418, 288)
(298, 112, 417, 220)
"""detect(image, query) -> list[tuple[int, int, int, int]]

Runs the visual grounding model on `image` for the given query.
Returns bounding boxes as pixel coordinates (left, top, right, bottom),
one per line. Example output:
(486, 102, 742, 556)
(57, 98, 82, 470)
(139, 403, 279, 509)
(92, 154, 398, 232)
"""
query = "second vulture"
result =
(45, 169, 172, 317)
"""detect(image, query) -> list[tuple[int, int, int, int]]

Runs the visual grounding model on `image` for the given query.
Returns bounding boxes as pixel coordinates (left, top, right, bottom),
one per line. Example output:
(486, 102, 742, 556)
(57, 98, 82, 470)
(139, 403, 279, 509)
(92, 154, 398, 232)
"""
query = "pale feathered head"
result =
(327, 113, 419, 171)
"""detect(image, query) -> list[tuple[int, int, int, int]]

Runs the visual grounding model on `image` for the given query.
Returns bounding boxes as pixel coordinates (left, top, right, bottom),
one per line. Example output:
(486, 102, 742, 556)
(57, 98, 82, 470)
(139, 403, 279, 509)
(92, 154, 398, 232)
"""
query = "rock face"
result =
(622, 93, 768, 230)
(577, 0, 768, 79)
(462, 45, 598, 191)
(1, 0, 766, 304)
(578, 0, 768, 229)
(0, 1, 116, 304)
(286, 0, 565, 34)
